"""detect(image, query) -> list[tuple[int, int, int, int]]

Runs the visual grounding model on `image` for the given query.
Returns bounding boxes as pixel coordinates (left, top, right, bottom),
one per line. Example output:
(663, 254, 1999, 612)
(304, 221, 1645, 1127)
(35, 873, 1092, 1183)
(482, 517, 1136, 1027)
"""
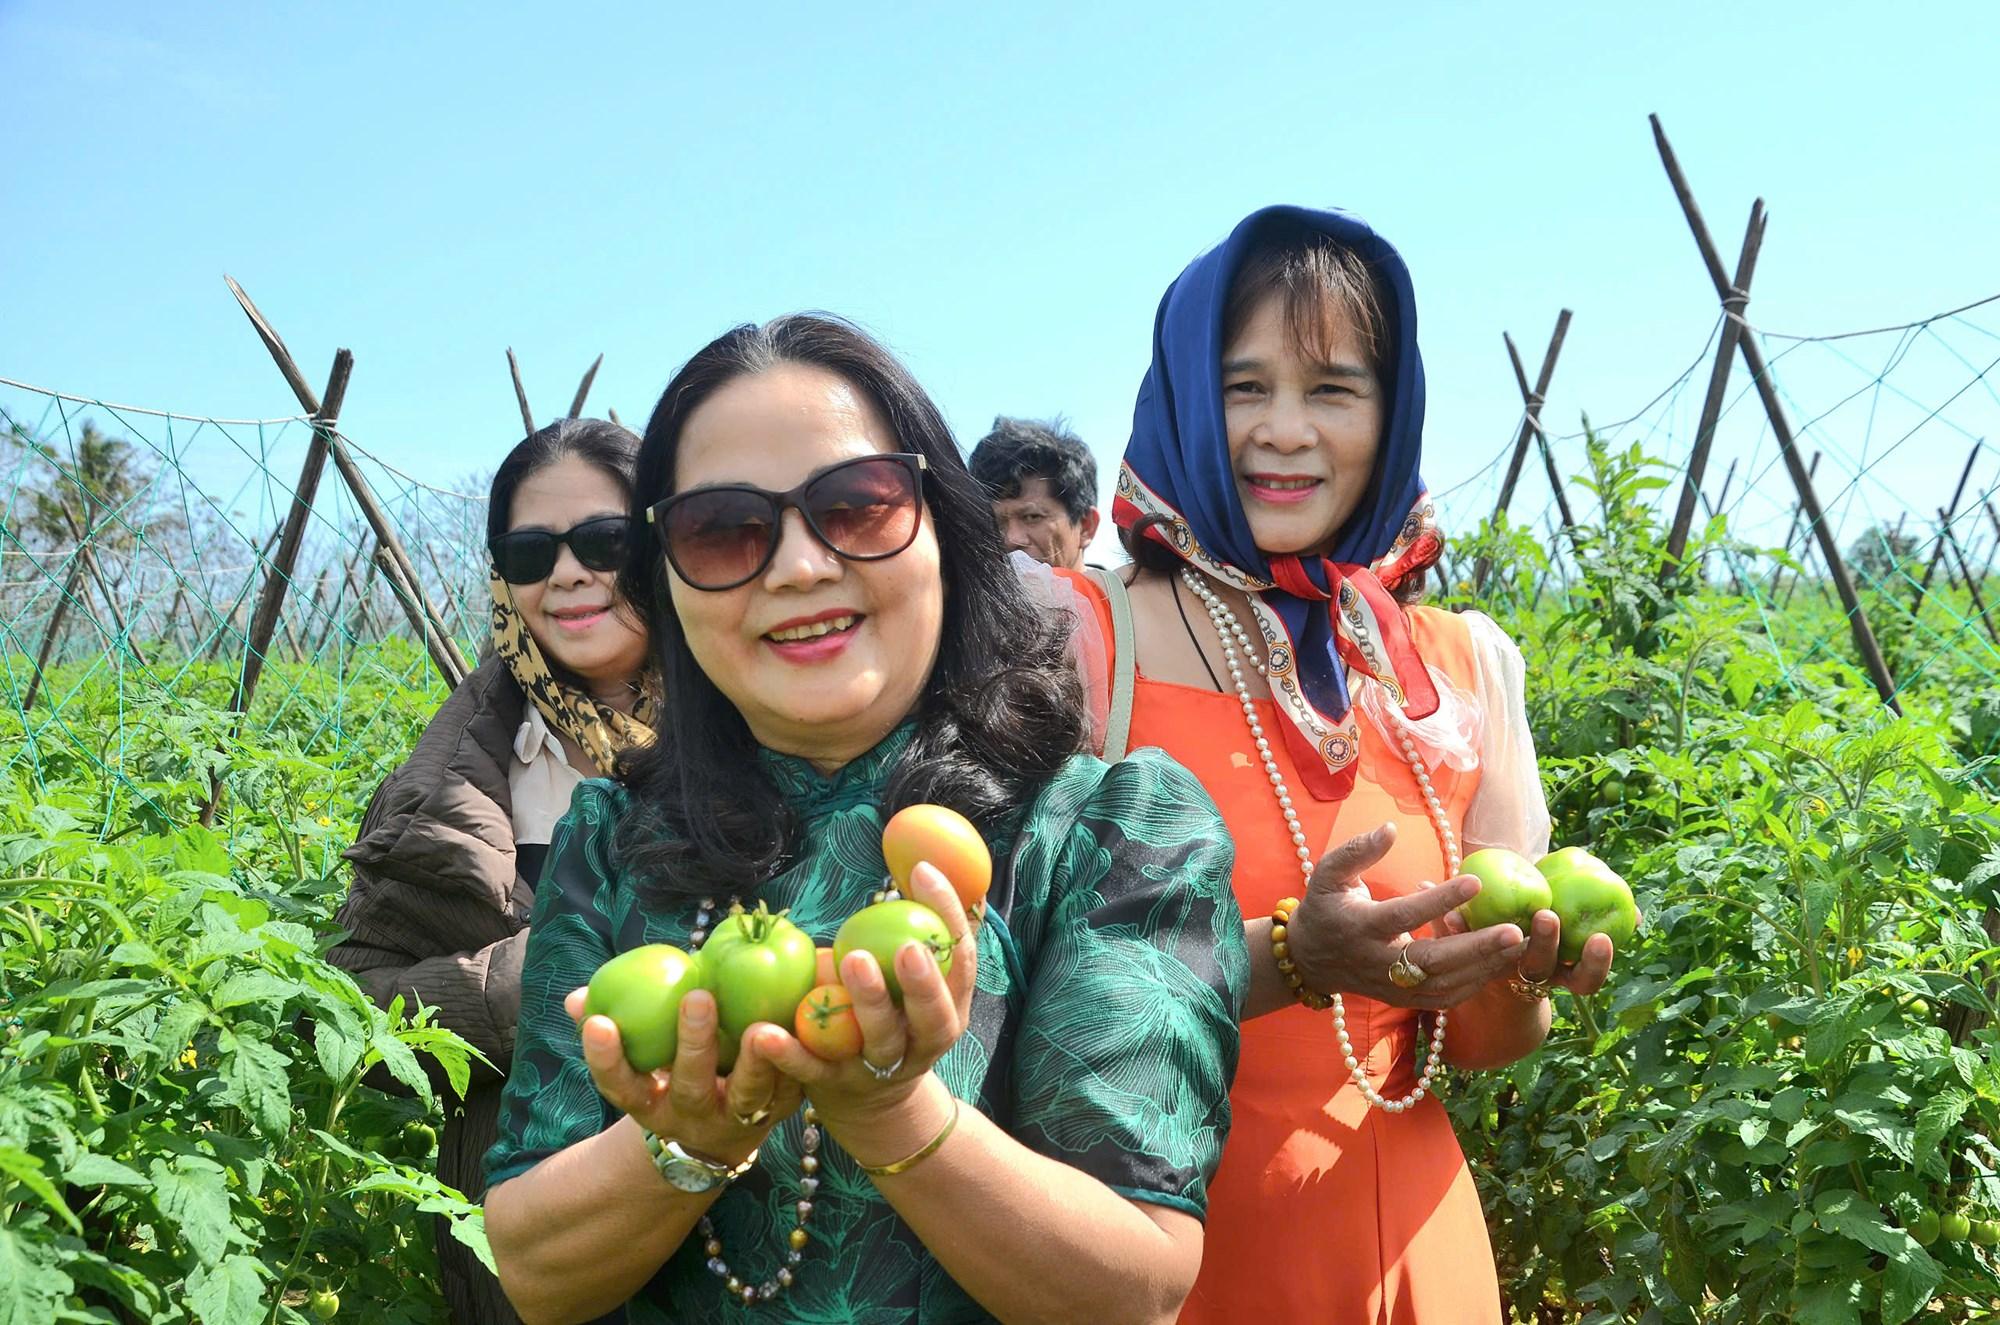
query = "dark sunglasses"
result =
(488, 514, 637, 585)
(646, 453, 929, 591)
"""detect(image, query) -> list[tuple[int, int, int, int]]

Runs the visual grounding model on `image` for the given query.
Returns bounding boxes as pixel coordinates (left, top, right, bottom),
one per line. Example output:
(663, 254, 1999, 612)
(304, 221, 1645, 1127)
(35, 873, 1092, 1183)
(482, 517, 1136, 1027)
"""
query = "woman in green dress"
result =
(483, 314, 1248, 1324)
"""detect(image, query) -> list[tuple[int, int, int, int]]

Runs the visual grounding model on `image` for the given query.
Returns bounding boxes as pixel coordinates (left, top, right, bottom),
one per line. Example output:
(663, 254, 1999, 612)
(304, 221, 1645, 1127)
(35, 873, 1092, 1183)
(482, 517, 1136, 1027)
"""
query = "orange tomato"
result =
(794, 983, 863, 1060)
(881, 804, 991, 911)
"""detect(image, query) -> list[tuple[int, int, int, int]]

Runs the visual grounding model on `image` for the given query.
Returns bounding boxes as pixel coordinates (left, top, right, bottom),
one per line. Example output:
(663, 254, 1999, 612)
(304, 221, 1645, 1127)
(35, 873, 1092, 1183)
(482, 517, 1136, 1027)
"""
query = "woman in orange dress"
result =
(1069, 205, 1628, 1322)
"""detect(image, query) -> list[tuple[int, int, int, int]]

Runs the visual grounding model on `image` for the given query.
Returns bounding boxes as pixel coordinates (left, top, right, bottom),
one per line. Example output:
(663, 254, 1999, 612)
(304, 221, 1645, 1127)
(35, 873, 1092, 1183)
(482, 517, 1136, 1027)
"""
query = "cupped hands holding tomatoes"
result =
(569, 804, 990, 1158)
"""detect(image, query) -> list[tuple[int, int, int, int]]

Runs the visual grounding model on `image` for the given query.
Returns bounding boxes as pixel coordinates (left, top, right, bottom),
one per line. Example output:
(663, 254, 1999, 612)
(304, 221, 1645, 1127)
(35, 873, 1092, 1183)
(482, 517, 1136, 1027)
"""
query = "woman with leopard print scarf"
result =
(333, 417, 658, 1325)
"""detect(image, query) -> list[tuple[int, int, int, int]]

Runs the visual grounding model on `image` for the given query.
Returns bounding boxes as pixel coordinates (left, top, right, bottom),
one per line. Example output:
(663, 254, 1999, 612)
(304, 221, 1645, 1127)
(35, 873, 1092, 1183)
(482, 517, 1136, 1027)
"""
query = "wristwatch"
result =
(643, 1130, 757, 1194)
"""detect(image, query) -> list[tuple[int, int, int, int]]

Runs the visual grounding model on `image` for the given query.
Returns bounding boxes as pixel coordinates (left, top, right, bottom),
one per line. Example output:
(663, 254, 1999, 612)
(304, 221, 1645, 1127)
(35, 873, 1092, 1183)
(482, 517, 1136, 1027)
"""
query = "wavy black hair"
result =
(614, 314, 1087, 899)
(968, 416, 1099, 524)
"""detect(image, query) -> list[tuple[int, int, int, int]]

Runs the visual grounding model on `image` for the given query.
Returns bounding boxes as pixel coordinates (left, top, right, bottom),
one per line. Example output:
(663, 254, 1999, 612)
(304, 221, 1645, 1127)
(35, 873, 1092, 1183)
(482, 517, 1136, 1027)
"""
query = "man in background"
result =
(967, 416, 1101, 570)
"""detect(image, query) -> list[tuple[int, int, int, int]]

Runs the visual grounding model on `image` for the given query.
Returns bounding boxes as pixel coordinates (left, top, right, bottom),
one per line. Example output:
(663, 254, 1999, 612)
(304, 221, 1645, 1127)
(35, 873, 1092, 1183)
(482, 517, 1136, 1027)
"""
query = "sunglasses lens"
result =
(568, 518, 634, 572)
(492, 533, 557, 584)
(663, 488, 779, 589)
(806, 458, 921, 559)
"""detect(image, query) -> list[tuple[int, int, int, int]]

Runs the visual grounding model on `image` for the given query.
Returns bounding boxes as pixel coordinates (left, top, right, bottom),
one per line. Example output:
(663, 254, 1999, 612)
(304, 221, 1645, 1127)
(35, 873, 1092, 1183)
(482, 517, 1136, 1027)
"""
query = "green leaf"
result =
(0, 1146, 81, 1234)
(215, 1029, 292, 1136)
(1881, 1245, 1941, 1325)
(1914, 1088, 1972, 1178)
(313, 1014, 363, 1084)
(149, 1155, 236, 1267)
(0, 1224, 72, 1325)
(208, 970, 301, 1011)
(185, 1253, 267, 1325)
(369, 1030, 435, 1107)
(61, 1152, 149, 1188)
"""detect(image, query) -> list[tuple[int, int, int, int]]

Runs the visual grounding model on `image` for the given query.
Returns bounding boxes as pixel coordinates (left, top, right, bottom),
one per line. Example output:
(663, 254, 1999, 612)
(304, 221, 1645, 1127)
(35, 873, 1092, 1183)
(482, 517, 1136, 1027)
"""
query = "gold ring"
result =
(731, 1105, 773, 1128)
(1507, 967, 1554, 1003)
(1387, 943, 1429, 989)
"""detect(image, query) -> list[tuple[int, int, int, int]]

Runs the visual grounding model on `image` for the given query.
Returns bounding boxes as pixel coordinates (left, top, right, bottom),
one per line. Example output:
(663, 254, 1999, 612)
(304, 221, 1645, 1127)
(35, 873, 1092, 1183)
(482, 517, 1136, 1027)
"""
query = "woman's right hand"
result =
(564, 986, 804, 1164)
(1288, 823, 1530, 1011)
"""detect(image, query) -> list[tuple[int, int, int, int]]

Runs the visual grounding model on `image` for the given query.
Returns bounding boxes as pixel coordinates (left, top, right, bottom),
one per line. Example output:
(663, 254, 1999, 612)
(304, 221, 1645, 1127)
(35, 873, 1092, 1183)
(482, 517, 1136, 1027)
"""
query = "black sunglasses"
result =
(488, 514, 637, 585)
(646, 453, 929, 591)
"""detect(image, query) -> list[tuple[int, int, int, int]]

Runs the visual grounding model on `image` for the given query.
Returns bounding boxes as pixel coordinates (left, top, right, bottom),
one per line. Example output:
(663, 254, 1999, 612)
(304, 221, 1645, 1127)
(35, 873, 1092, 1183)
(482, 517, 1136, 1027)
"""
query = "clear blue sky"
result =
(4, 1, 1996, 557)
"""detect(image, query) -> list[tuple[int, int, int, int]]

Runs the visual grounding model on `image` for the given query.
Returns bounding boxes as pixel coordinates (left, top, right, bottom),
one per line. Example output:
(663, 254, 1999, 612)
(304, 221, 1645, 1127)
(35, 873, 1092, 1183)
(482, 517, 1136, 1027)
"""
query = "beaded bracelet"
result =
(1270, 898, 1333, 1011)
(857, 1097, 961, 1178)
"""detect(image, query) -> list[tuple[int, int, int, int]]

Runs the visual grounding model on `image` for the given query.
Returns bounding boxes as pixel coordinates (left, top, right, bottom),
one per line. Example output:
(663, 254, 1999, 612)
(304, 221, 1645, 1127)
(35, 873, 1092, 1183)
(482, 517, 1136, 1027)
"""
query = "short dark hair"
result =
(485, 417, 641, 546)
(968, 416, 1099, 524)
(615, 314, 1088, 899)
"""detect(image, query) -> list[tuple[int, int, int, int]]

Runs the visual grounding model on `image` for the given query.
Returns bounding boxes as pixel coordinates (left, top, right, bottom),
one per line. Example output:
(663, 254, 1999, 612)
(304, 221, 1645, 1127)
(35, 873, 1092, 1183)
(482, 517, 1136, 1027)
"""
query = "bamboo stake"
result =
(1768, 452, 1822, 599)
(1652, 113, 1900, 712)
(508, 348, 536, 438)
(225, 277, 466, 688)
(22, 559, 86, 711)
(1474, 310, 1572, 592)
(569, 354, 603, 418)
(1940, 512, 2000, 647)
(1664, 200, 1767, 576)
(232, 350, 351, 716)
(1504, 333, 1578, 538)
(1913, 442, 1983, 612)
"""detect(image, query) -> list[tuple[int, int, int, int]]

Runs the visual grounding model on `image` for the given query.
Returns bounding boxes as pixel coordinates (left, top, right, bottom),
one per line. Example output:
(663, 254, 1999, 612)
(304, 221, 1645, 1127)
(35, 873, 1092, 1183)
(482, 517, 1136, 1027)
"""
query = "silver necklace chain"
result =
(1179, 569, 1450, 1112)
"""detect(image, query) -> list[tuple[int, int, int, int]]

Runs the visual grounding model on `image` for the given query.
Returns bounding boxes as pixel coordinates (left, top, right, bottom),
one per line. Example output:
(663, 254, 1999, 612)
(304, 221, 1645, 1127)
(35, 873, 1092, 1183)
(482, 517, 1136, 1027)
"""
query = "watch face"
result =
(659, 1156, 721, 1194)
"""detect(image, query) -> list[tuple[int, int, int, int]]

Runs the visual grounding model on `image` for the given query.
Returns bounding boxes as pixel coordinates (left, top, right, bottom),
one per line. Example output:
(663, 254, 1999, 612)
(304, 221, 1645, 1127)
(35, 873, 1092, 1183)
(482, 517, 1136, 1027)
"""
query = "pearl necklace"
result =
(1180, 569, 1451, 1113)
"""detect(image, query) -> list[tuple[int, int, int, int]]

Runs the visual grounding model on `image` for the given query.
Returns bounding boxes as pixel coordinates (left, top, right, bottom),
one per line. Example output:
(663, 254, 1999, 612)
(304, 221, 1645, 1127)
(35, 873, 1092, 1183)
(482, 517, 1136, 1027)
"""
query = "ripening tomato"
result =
(584, 944, 706, 1072)
(882, 805, 992, 911)
(834, 899, 955, 1004)
(704, 903, 818, 1070)
(795, 983, 864, 1060)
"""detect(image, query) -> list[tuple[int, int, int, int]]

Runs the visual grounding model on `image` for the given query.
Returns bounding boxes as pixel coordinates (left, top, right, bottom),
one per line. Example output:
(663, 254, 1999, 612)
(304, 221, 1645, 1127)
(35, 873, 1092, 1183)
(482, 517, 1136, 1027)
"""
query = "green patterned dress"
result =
(485, 725, 1245, 1323)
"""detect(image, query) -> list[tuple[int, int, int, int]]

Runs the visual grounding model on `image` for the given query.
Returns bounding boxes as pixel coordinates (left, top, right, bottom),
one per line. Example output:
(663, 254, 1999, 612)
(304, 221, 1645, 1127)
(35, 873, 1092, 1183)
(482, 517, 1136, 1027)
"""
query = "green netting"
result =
(3, 293, 1997, 830)
(0, 378, 494, 851)
(1425, 295, 2000, 776)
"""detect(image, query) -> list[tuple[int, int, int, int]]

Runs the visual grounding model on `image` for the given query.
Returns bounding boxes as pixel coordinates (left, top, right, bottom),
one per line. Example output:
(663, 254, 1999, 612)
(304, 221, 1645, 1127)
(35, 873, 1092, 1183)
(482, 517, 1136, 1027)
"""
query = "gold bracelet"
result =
(857, 1097, 961, 1178)
(1270, 898, 1333, 1011)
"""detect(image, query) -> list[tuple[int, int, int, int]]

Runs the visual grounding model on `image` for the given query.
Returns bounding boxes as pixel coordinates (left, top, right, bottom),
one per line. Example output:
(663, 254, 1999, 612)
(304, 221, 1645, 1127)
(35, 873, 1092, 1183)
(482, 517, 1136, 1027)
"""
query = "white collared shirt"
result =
(508, 703, 585, 846)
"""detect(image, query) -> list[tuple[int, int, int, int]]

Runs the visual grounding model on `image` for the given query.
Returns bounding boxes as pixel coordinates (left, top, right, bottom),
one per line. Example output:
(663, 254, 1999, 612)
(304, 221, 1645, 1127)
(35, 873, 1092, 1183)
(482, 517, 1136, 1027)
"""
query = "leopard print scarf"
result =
(488, 571, 658, 776)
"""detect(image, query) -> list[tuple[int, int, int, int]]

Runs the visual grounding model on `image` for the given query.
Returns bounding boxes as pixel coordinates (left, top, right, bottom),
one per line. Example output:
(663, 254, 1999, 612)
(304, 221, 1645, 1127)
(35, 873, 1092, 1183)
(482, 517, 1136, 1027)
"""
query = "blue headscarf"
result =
(1114, 205, 1444, 800)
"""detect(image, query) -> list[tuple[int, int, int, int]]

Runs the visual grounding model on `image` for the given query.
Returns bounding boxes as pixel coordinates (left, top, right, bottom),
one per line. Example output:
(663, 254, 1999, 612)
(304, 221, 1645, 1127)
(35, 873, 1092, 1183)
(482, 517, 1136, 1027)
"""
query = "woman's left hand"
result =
(746, 859, 977, 1127)
(1434, 904, 1633, 999)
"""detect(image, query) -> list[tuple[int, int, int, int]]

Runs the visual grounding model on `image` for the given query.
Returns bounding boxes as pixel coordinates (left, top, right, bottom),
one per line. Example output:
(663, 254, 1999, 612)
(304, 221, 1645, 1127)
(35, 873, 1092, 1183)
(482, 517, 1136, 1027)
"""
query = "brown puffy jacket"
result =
(331, 655, 535, 1325)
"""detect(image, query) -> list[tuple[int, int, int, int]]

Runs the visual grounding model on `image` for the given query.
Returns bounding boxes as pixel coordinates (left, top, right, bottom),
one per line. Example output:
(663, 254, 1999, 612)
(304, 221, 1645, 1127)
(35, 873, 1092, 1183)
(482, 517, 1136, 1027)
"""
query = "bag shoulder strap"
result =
(1088, 565, 1137, 762)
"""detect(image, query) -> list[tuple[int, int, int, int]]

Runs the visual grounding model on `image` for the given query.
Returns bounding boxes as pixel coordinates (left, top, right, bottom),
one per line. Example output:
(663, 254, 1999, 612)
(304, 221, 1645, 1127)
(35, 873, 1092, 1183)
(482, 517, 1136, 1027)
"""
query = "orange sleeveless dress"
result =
(1079, 578, 1502, 1324)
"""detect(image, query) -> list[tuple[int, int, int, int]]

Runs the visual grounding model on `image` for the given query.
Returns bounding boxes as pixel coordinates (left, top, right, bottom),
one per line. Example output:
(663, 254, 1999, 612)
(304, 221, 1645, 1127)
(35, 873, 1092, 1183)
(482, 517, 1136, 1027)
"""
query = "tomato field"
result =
(4, 434, 2000, 1323)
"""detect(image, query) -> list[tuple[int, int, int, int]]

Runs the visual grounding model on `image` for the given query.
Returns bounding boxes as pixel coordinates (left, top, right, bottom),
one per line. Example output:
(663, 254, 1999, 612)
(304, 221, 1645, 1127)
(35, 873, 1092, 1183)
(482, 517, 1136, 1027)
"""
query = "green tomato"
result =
(584, 944, 706, 1072)
(834, 900, 955, 1004)
(1457, 847, 1552, 931)
(1537, 846, 1638, 964)
(704, 905, 817, 1069)
(1973, 1219, 2000, 1247)
(1941, 1211, 1973, 1242)
(309, 1289, 340, 1320)
(1909, 1210, 1941, 1246)
(401, 1120, 437, 1158)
